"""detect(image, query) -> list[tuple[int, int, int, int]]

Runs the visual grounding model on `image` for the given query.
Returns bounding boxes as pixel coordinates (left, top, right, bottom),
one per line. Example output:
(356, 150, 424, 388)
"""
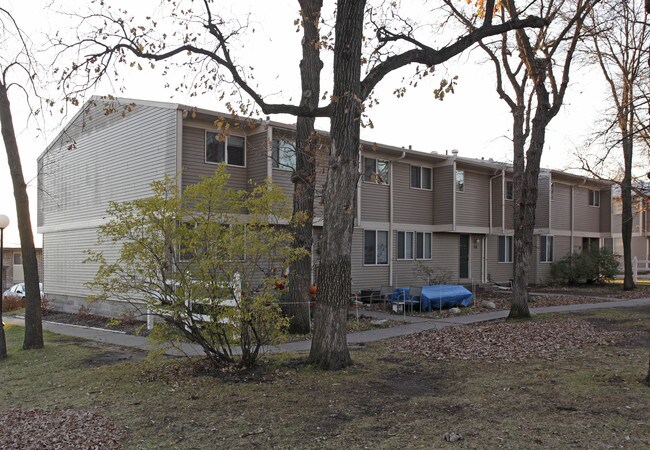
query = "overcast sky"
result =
(0, 0, 612, 246)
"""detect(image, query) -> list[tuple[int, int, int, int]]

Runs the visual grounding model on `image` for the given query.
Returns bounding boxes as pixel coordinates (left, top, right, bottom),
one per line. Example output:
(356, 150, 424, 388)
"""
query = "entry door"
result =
(459, 235, 470, 279)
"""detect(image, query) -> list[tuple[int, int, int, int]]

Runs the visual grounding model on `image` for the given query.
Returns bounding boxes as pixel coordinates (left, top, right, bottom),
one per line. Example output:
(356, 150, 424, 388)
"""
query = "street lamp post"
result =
(0, 214, 9, 358)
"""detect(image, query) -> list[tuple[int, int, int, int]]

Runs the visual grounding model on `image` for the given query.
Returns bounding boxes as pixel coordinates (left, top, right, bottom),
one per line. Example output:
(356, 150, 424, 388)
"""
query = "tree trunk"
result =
(621, 116, 635, 291)
(307, 0, 365, 370)
(645, 351, 650, 386)
(286, 0, 323, 334)
(0, 83, 44, 350)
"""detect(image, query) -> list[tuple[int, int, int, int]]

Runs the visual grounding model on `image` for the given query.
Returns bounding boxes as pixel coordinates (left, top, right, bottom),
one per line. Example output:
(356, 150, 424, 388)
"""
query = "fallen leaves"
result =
(391, 318, 626, 363)
(0, 408, 126, 449)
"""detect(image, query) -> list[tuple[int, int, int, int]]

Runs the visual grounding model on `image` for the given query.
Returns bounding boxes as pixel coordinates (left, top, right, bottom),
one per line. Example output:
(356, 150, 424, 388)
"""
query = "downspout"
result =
(389, 151, 407, 286)
(501, 170, 506, 231)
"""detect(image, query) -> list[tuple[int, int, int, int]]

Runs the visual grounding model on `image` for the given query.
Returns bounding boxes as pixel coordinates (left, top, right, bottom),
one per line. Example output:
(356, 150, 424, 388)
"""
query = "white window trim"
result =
(363, 157, 390, 185)
(498, 235, 513, 263)
(205, 130, 247, 168)
(397, 231, 414, 260)
(410, 165, 433, 190)
(364, 229, 390, 266)
(588, 189, 600, 207)
(540, 235, 553, 263)
(272, 139, 296, 171)
(415, 232, 432, 260)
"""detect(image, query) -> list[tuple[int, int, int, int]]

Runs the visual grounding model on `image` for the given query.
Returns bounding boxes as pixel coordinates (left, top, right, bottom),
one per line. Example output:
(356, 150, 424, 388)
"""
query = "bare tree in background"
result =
(55, 0, 544, 369)
(0, 7, 44, 352)
(446, 0, 597, 318)
(575, 0, 649, 291)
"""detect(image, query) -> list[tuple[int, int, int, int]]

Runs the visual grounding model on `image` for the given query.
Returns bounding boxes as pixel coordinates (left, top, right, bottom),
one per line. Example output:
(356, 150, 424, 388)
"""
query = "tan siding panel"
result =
(433, 166, 453, 225)
(360, 183, 390, 222)
(182, 126, 248, 191)
(392, 162, 434, 225)
(573, 187, 600, 233)
(486, 234, 513, 283)
(456, 170, 490, 227)
(247, 132, 270, 186)
(39, 104, 177, 228)
(599, 188, 612, 232)
(491, 176, 503, 228)
(551, 183, 572, 230)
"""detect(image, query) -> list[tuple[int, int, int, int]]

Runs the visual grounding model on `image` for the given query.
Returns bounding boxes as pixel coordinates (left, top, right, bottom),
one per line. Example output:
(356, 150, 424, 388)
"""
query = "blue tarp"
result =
(420, 285, 473, 311)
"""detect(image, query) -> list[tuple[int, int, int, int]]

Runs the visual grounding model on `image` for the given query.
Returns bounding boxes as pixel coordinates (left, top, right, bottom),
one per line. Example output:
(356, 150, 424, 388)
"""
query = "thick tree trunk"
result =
(621, 132, 635, 291)
(0, 83, 44, 350)
(286, 0, 323, 334)
(307, 0, 365, 370)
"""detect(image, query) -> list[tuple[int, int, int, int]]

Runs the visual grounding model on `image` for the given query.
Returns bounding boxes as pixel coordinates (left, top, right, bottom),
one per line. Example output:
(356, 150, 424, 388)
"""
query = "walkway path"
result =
(6, 297, 650, 357)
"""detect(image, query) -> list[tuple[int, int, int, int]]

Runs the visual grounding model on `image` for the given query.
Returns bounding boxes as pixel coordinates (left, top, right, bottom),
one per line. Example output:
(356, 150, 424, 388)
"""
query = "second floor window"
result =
(272, 139, 296, 170)
(206, 132, 245, 167)
(505, 181, 513, 200)
(589, 189, 600, 207)
(410, 165, 432, 190)
(397, 231, 414, 259)
(498, 235, 513, 263)
(364, 157, 390, 184)
(364, 230, 389, 265)
(540, 235, 553, 262)
(456, 170, 465, 192)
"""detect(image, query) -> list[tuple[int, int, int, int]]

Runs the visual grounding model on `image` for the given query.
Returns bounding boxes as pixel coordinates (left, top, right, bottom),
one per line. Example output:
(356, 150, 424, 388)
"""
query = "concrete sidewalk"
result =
(6, 296, 650, 356)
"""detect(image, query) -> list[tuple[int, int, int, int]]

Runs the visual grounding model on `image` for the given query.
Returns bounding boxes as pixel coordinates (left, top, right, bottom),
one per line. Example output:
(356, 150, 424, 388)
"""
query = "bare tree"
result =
(56, 0, 544, 368)
(446, 0, 597, 318)
(0, 7, 44, 352)
(576, 0, 649, 290)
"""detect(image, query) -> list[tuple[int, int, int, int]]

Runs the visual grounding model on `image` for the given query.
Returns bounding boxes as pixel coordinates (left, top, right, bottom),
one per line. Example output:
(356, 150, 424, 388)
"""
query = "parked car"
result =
(2, 283, 44, 300)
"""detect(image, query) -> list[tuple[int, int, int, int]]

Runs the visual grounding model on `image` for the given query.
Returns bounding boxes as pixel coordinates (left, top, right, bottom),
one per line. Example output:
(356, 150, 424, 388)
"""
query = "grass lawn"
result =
(1, 308, 649, 449)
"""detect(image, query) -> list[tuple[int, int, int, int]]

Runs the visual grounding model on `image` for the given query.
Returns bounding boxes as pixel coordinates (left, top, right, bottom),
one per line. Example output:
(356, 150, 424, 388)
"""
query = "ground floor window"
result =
(416, 232, 432, 259)
(364, 230, 389, 265)
(498, 235, 513, 263)
(397, 231, 413, 260)
(540, 235, 553, 262)
(582, 237, 599, 253)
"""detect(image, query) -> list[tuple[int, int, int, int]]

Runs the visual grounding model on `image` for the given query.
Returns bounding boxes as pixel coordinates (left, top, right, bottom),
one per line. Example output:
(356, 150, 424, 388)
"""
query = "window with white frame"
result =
(206, 132, 245, 166)
(540, 235, 553, 262)
(397, 231, 414, 259)
(416, 232, 432, 259)
(364, 230, 389, 265)
(588, 189, 600, 207)
(271, 139, 296, 170)
(363, 157, 390, 184)
(456, 169, 465, 192)
(505, 181, 513, 200)
(498, 235, 513, 263)
(410, 165, 432, 190)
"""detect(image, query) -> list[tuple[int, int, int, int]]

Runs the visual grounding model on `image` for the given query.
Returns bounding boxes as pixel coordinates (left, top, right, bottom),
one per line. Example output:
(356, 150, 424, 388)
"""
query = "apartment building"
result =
(37, 97, 617, 314)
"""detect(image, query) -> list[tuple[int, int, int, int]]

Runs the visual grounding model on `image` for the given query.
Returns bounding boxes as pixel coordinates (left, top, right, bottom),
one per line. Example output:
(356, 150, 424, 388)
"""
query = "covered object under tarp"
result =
(420, 285, 473, 311)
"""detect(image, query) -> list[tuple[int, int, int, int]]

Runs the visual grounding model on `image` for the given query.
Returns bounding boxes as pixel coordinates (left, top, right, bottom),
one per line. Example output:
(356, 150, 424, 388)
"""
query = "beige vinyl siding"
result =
(599, 188, 612, 232)
(392, 162, 433, 225)
(433, 165, 453, 225)
(470, 235, 483, 281)
(486, 234, 512, 283)
(574, 187, 601, 233)
(181, 126, 248, 191)
(491, 176, 503, 228)
(535, 175, 550, 229)
(351, 227, 389, 290)
(43, 228, 119, 299)
(38, 103, 177, 229)
(247, 132, 270, 186)
(551, 183, 572, 230)
(504, 191, 514, 229)
(360, 182, 390, 222)
(431, 233, 460, 283)
(456, 170, 490, 228)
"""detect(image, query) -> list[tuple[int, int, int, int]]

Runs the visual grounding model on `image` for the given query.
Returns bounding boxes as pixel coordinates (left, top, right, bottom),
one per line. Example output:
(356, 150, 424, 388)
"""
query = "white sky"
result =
(0, 0, 615, 246)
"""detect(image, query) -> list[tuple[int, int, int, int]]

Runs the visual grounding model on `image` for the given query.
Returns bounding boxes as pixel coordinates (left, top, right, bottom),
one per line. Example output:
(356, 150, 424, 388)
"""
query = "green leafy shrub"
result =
(85, 165, 306, 369)
(551, 248, 619, 284)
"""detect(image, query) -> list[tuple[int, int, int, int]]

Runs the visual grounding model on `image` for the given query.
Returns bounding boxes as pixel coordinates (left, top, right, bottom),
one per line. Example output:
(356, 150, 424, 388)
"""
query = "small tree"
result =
(86, 165, 306, 368)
